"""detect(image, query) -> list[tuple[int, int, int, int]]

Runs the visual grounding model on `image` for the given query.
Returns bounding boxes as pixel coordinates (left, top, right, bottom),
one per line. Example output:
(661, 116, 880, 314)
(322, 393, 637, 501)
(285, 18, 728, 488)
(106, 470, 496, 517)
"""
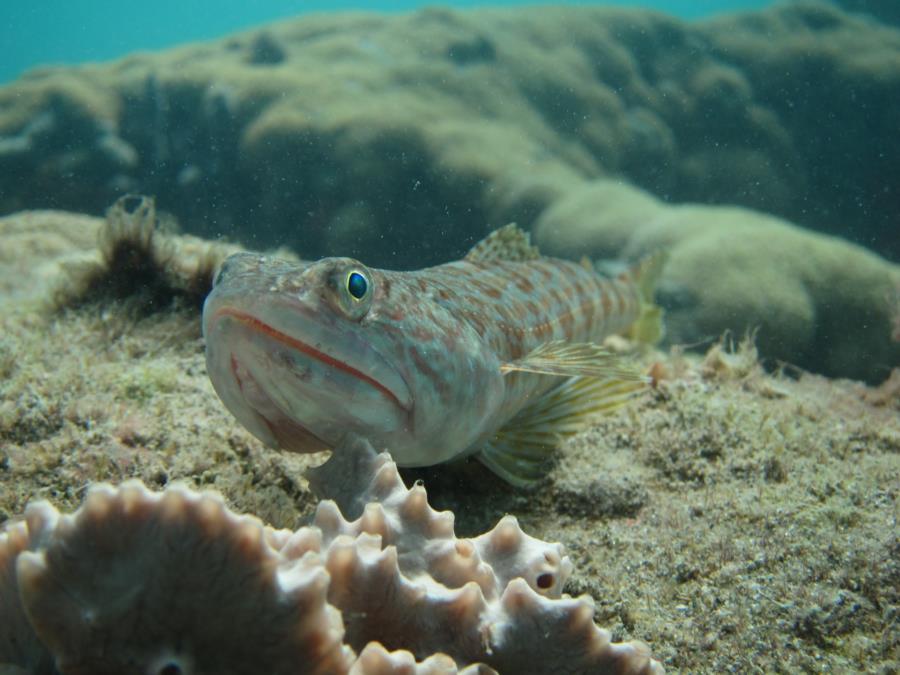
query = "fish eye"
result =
(346, 270, 369, 300)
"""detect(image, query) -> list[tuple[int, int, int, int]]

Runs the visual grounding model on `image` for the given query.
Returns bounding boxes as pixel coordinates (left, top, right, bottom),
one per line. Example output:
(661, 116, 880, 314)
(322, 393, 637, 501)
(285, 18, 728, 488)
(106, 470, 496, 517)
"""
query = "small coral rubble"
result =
(0, 435, 662, 675)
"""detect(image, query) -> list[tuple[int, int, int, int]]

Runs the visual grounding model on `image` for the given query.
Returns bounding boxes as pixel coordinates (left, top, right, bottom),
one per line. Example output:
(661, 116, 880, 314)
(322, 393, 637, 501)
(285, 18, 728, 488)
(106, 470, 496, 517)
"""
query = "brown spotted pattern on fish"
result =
(203, 226, 661, 484)
(400, 259, 644, 428)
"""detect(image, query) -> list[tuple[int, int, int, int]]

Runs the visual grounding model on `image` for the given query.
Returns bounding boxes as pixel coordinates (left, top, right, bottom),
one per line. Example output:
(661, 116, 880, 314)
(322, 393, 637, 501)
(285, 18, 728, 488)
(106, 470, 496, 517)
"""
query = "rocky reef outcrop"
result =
(0, 2, 898, 267)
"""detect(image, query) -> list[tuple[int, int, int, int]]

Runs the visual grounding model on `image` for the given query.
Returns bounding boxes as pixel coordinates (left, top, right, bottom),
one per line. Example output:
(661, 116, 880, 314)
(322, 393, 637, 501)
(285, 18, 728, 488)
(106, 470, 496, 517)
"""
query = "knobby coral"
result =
(0, 436, 662, 675)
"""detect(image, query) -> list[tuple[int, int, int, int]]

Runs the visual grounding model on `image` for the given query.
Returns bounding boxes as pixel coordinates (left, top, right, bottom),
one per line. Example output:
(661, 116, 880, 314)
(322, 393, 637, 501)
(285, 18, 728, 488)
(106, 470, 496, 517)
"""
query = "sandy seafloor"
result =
(0, 209, 897, 673)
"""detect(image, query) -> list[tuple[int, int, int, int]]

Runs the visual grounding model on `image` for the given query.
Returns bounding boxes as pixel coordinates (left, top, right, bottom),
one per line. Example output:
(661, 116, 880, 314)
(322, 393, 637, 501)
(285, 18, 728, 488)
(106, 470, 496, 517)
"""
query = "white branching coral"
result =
(0, 507, 55, 674)
(0, 436, 663, 675)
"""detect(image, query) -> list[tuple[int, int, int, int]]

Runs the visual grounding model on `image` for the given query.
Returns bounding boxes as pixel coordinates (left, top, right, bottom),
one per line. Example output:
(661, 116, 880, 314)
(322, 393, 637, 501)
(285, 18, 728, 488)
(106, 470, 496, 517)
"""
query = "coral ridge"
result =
(0, 435, 662, 675)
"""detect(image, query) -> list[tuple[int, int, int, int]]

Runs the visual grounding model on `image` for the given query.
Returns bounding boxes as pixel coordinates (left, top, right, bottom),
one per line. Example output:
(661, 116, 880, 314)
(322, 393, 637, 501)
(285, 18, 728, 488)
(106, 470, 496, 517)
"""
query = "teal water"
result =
(1, 0, 771, 84)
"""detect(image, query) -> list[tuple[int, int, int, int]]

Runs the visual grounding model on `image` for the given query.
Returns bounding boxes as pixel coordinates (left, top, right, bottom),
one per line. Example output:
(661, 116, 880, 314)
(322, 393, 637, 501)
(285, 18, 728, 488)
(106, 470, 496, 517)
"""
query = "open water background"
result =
(2, 0, 772, 83)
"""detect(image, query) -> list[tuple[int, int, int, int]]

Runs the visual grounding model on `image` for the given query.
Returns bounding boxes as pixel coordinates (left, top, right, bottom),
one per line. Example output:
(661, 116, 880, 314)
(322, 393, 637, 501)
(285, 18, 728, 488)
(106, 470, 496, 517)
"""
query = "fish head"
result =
(203, 253, 414, 454)
(203, 253, 501, 462)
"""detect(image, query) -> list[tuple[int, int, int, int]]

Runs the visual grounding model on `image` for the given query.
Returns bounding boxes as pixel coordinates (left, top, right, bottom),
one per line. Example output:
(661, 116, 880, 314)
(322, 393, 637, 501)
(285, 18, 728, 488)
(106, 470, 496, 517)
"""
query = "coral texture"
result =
(0, 435, 662, 675)
(0, 3, 897, 265)
(834, 0, 900, 25)
(533, 180, 900, 383)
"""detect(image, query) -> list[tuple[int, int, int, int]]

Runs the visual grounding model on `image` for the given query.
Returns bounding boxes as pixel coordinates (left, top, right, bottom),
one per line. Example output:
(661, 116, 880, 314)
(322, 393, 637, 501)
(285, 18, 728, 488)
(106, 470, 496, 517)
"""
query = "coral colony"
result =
(1, 436, 662, 674)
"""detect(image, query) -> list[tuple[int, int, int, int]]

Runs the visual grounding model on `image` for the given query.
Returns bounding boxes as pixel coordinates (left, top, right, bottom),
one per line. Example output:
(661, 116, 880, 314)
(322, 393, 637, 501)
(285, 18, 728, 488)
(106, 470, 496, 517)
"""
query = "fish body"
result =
(203, 226, 659, 485)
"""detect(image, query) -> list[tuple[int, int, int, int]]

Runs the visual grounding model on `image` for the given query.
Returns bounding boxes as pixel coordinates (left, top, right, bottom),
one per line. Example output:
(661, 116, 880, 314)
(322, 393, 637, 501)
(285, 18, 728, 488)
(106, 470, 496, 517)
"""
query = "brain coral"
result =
(0, 435, 663, 675)
(533, 180, 900, 384)
(0, 3, 897, 266)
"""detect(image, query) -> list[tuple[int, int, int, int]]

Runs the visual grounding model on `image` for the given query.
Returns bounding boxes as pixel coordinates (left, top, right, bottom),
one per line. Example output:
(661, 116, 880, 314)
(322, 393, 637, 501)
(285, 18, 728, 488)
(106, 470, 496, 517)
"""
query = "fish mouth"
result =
(227, 353, 330, 454)
(213, 306, 411, 412)
(204, 294, 415, 448)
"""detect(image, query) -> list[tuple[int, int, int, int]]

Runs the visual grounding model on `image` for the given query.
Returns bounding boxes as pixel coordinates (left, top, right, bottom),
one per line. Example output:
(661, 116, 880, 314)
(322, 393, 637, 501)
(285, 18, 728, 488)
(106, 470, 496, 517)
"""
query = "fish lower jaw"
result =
(222, 353, 329, 454)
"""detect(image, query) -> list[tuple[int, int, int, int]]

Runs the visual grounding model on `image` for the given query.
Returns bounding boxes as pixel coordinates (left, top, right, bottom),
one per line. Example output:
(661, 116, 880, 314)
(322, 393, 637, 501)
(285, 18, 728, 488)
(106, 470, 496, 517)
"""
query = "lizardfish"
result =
(203, 225, 662, 486)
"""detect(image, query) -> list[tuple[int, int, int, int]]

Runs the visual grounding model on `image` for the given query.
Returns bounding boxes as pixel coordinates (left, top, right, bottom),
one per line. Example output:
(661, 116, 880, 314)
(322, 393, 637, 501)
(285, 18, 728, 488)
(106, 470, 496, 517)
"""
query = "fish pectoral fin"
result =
(477, 375, 648, 487)
(500, 340, 650, 381)
(478, 436, 550, 488)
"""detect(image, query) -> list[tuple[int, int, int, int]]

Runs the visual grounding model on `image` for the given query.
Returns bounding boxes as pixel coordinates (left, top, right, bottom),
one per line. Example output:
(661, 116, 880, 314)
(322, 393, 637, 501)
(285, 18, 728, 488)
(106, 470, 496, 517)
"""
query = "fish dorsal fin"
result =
(465, 223, 540, 263)
(500, 340, 650, 381)
(478, 375, 647, 487)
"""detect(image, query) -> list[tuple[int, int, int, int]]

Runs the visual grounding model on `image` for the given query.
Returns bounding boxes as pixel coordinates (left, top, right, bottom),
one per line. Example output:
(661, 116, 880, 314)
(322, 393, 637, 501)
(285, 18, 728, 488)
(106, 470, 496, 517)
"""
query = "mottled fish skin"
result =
(203, 248, 644, 468)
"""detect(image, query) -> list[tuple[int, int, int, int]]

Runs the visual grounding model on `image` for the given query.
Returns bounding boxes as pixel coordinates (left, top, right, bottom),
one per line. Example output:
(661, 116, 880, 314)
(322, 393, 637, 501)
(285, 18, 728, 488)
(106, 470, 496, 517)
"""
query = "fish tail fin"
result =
(623, 252, 666, 345)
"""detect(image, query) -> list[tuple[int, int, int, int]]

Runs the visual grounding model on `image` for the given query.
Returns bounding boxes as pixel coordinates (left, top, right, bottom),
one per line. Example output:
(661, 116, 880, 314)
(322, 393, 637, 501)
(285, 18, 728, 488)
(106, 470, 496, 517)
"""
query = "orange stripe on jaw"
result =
(215, 307, 405, 410)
